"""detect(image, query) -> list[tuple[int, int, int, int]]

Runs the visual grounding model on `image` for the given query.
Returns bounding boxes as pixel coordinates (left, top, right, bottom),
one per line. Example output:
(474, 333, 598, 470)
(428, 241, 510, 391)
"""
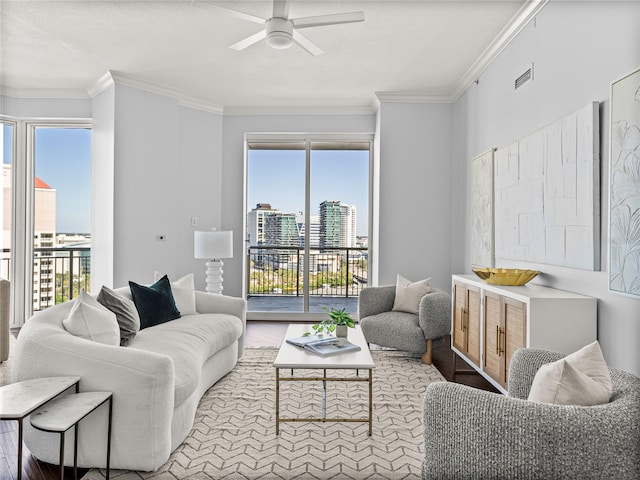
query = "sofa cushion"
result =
(62, 290, 120, 346)
(528, 341, 612, 406)
(360, 310, 426, 354)
(392, 275, 432, 314)
(154, 272, 197, 316)
(129, 313, 242, 406)
(130, 275, 181, 329)
(97, 286, 140, 346)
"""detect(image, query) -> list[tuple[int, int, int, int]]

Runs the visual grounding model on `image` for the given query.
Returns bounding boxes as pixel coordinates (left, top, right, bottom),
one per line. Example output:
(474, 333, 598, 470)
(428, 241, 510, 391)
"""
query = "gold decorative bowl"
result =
(472, 268, 540, 286)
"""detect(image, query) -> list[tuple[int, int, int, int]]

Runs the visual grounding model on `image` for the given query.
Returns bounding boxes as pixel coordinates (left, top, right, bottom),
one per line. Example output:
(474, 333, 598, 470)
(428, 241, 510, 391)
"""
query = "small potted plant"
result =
(307, 307, 356, 337)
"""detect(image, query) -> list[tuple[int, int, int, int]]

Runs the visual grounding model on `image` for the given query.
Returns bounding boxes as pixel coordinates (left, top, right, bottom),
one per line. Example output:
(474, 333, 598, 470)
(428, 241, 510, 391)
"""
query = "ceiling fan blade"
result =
(292, 11, 364, 29)
(198, 1, 266, 24)
(292, 30, 323, 56)
(229, 29, 267, 51)
(272, 0, 290, 19)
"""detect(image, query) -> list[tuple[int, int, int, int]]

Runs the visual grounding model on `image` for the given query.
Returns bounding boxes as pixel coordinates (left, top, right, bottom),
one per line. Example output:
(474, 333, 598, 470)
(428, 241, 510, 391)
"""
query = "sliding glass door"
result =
(246, 136, 371, 319)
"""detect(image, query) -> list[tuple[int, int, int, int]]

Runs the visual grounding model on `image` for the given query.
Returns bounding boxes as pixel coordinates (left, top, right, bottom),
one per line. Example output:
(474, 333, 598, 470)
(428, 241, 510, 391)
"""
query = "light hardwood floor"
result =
(1, 321, 496, 480)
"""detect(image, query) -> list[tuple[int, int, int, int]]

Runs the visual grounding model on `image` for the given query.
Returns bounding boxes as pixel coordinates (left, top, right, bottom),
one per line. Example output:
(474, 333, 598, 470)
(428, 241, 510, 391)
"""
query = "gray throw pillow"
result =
(97, 285, 140, 346)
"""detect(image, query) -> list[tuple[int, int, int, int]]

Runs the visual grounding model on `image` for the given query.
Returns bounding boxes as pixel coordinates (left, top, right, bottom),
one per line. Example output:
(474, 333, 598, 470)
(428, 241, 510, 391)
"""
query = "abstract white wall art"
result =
(470, 149, 494, 267)
(494, 102, 600, 270)
(609, 67, 640, 297)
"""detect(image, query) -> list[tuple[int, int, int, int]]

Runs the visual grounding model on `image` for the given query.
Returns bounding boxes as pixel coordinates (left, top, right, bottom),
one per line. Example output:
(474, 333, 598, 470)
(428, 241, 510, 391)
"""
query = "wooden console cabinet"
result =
(451, 275, 597, 394)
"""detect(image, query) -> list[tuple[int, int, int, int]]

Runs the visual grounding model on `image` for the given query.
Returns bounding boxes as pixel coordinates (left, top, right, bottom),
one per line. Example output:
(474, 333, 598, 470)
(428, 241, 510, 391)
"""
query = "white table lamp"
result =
(194, 230, 233, 295)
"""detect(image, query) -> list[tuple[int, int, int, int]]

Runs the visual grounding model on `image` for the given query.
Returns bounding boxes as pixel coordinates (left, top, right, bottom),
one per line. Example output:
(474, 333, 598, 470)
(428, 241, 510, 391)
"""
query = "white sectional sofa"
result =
(12, 287, 246, 471)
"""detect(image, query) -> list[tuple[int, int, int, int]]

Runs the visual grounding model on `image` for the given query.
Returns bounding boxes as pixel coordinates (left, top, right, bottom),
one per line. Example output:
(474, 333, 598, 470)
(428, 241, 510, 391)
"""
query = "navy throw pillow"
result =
(129, 275, 181, 329)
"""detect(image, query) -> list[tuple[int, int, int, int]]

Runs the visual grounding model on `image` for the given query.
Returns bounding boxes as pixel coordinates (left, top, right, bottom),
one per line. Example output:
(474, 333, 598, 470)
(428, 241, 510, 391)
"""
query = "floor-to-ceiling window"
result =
(1, 118, 91, 326)
(246, 135, 372, 320)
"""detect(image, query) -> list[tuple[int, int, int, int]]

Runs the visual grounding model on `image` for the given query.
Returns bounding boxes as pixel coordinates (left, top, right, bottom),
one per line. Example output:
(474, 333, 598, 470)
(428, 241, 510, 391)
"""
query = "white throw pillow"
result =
(154, 272, 197, 315)
(527, 341, 612, 406)
(391, 274, 432, 314)
(62, 290, 120, 346)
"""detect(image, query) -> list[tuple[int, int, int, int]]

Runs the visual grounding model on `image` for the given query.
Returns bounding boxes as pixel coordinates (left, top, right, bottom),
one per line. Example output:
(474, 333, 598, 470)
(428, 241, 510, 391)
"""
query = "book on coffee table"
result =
(286, 335, 361, 357)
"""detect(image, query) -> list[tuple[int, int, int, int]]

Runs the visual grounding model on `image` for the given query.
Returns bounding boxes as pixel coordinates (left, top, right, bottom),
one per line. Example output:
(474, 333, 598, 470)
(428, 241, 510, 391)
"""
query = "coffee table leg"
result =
(322, 369, 327, 420)
(275, 368, 280, 435)
(368, 369, 373, 436)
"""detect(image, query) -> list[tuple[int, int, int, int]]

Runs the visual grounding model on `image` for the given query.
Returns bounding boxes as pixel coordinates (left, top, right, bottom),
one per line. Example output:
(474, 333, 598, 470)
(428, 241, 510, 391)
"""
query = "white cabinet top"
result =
(452, 275, 596, 303)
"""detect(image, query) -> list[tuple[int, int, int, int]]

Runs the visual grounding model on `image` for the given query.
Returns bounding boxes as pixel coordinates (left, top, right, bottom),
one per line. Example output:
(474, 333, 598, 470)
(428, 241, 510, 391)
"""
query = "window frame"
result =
(1, 115, 92, 326)
(244, 132, 374, 321)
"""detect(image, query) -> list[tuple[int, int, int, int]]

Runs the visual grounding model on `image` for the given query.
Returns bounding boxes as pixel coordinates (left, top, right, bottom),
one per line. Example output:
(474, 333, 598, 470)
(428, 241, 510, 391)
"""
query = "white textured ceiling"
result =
(0, 0, 535, 112)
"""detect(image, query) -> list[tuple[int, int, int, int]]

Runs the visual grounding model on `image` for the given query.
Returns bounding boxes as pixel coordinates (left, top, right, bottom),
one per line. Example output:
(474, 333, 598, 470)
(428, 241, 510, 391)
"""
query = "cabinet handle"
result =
(495, 325, 500, 355)
(497, 326, 505, 355)
(460, 307, 467, 331)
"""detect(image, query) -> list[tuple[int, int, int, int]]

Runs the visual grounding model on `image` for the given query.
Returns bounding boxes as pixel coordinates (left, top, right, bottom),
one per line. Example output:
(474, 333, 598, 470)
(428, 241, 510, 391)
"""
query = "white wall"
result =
(91, 83, 225, 288)
(221, 114, 376, 297)
(452, 1, 640, 375)
(377, 102, 453, 290)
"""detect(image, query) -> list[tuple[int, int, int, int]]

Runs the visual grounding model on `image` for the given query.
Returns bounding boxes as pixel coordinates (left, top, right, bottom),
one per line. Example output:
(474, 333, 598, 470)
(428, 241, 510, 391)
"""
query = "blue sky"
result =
(248, 149, 369, 235)
(3, 125, 92, 233)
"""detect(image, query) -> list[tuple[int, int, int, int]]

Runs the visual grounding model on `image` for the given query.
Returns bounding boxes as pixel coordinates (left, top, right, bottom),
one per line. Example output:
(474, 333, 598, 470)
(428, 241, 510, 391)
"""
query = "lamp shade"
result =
(194, 230, 233, 259)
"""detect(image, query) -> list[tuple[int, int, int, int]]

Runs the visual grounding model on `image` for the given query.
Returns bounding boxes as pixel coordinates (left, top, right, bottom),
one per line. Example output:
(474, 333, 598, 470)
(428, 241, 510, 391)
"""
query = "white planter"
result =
(336, 325, 348, 337)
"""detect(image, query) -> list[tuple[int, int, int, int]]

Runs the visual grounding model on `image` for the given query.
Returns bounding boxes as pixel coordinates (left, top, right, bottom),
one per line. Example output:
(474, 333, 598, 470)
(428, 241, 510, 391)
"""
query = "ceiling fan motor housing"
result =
(266, 17, 294, 49)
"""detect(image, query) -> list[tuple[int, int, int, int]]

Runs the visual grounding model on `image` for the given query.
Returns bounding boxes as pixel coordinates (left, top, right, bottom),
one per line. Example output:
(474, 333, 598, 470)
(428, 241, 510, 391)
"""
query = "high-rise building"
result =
(320, 200, 356, 249)
(264, 212, 300, 247)
(296, 213, 320, 247)
(340, 203, 357, 248)
(3, 165, 57, 309)
(320, 200, 341, 249)
(247, 203, 277, 246)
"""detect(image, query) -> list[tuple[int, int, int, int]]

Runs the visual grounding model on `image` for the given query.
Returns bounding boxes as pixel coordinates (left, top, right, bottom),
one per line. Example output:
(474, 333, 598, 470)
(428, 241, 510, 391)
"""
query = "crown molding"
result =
(450, 0, 550, 102)
(86, 71, 224, 114)
(223, 105, 375, 116)
(375, 91, 454, 104)
(0, 86, 89, 99)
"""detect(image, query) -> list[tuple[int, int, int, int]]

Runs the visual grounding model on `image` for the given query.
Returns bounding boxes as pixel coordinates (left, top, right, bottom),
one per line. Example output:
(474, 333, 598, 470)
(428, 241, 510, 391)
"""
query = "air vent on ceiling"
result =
(515, 64, 534, 90)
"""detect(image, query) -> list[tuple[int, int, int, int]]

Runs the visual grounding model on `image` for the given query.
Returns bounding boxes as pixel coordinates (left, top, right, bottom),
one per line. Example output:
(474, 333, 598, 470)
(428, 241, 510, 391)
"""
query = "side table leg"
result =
(17, 419, 23, 480)
(106, 397, 112, 480)
(74, 423, 79, 480)
(275, 368, 280, 435)
(59, 432, 65, 480)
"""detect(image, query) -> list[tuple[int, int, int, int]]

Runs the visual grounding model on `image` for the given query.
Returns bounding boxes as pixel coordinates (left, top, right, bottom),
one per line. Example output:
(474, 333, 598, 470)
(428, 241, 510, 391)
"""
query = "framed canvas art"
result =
(609, 67, 640, 297)
(470, 149, 494, 267)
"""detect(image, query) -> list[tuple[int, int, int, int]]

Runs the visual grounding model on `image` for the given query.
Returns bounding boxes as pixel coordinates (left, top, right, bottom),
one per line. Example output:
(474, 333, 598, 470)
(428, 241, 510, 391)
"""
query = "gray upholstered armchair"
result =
(422, 348, 640, 480)
(358, 285, 451, 364)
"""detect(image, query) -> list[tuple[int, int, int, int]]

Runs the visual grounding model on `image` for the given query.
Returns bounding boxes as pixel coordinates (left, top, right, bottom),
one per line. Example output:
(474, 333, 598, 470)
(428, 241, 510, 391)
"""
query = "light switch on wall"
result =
(191, 217, 198, 227)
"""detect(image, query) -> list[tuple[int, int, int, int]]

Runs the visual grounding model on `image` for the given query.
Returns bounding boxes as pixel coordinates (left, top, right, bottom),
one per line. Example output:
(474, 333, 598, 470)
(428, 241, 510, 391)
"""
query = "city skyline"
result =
(247, 148, 369, 236)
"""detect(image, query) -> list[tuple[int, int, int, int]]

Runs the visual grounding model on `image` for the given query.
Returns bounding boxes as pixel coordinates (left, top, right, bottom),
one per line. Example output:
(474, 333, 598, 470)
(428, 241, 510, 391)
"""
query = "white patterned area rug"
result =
(82, 348, 445, 480)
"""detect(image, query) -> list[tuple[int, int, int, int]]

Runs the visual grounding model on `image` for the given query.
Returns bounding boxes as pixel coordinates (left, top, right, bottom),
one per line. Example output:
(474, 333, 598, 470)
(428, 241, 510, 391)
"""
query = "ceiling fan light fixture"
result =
(266, 17, 294, 49)
(266, 31, 293, 49)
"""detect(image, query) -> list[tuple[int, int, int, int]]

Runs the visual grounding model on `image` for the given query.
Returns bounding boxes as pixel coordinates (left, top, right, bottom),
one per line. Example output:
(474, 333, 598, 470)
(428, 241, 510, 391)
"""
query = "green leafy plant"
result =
(305, 307, 356, 336)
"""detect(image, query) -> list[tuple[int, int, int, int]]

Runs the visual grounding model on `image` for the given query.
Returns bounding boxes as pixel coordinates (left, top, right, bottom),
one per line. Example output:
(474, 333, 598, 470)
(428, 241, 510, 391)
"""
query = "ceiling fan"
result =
(204, 0, 365, 55)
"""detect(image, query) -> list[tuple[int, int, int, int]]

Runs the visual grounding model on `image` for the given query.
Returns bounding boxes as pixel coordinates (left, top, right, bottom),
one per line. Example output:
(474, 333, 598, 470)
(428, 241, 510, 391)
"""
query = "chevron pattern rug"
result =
(82, 348, 445, 480)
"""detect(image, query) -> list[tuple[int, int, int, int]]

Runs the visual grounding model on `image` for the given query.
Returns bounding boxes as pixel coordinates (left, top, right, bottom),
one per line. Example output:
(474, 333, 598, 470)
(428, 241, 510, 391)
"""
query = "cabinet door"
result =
(452, 282, 468, 353)
(504, 297, 526, 387)
(483, 292, 505, 387)
(466, 286, 481, 365)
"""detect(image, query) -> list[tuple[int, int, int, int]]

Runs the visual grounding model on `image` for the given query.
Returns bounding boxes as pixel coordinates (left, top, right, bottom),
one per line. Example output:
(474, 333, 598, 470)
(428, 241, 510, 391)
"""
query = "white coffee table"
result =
(0, 376, 80, 480)
(274, 324, 375, 435)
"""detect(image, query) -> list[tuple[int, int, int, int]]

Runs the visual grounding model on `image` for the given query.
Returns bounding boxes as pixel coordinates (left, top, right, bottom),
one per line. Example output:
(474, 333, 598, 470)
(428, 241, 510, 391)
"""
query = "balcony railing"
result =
(1, 246, 91, 312)
(246, 245, 368, 298)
